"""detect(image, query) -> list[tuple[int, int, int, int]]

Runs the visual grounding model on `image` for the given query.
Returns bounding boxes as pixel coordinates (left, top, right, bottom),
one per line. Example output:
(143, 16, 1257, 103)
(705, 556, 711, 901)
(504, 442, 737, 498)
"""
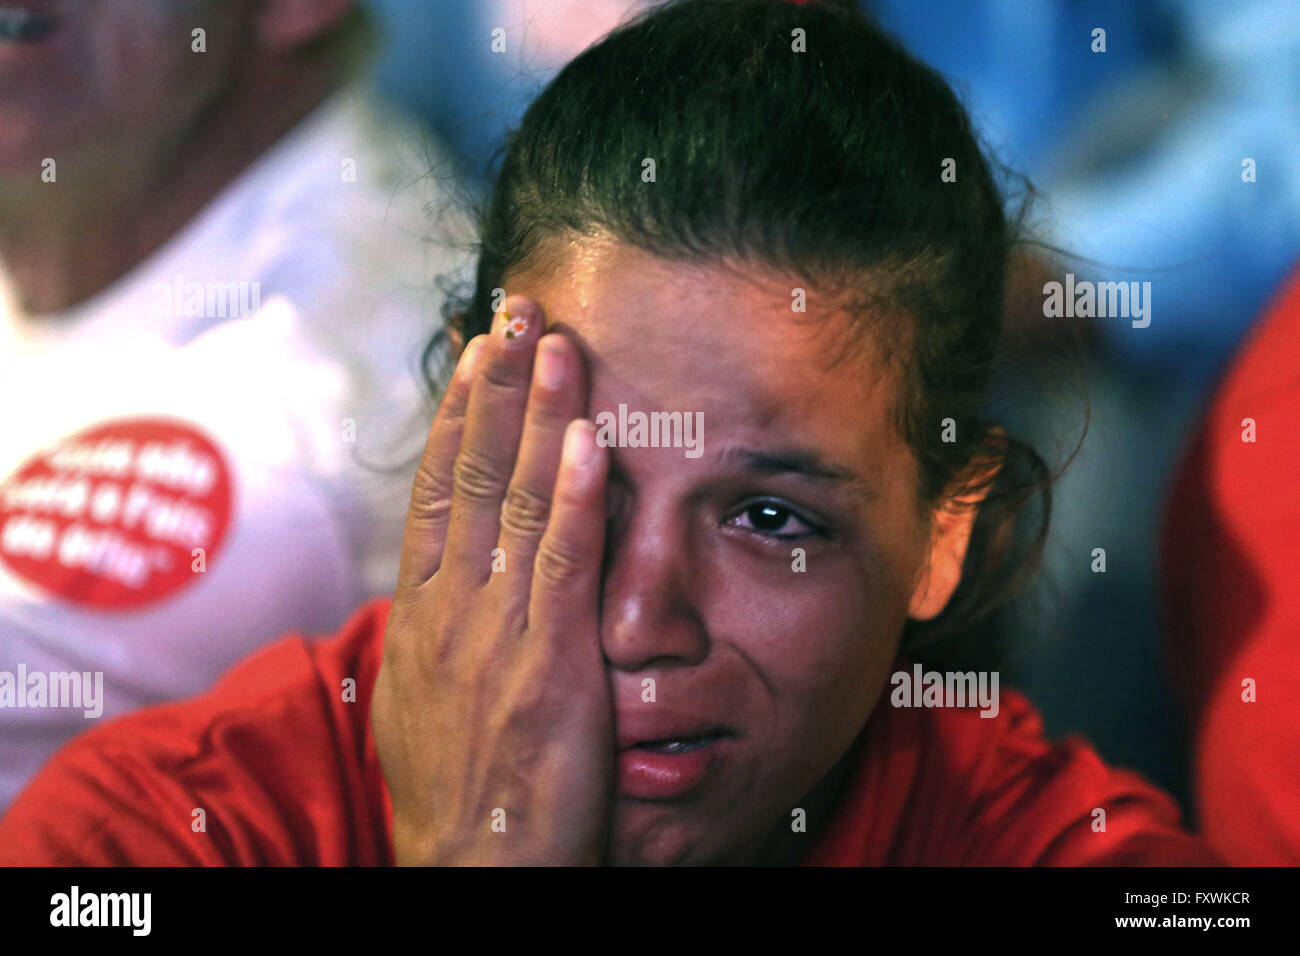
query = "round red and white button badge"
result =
(0, 418, 234, 610)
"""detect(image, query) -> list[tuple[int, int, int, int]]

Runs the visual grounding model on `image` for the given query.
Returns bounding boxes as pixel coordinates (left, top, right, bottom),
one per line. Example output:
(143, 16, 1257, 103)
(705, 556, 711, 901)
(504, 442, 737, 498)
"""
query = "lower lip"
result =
(617, 738, 730, 800)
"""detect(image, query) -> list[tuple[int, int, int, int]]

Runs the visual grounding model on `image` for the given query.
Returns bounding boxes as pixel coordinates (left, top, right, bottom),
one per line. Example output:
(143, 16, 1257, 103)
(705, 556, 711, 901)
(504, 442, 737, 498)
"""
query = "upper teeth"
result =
(645, 735, 718, 753)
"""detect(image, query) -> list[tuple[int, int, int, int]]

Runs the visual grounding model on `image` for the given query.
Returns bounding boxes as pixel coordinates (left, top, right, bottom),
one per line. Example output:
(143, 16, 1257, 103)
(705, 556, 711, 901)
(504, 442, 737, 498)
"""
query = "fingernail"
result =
(563, 420, 597, 468)
(498, 301, 537, 345)
(535, 338, 565, 390)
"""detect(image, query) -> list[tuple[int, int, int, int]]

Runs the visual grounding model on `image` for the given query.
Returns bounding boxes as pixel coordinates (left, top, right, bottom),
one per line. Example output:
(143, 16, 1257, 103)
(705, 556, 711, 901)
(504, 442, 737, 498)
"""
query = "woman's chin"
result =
(608, 804, 727, 866)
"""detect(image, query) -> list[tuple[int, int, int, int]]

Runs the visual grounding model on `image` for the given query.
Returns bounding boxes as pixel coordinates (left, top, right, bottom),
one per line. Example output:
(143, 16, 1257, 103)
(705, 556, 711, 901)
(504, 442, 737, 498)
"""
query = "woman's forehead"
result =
(510, 239, 907, 481)
(518, 241, 886, 412)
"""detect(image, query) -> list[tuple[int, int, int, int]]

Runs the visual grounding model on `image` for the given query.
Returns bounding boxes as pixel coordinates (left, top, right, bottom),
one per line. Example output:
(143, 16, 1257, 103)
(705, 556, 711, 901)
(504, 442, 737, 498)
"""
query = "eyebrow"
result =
(721, 446, 877, 501)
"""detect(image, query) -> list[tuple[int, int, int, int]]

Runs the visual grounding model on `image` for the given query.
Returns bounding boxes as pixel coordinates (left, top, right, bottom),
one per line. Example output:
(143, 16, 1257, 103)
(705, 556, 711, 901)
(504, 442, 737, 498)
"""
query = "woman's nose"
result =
(599, 509, 710, 671)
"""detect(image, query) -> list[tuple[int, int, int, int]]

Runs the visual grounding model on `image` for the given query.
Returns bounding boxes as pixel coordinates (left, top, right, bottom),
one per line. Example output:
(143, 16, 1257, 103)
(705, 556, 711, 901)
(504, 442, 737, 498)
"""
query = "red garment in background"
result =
(0, 597, 1217, 865)
(1162, 267, 1300, 865)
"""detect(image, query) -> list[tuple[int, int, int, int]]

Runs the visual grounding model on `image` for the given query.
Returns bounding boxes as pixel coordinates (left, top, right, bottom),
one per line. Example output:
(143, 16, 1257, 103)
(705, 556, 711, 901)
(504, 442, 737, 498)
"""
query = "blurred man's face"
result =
(0, 0, 247, 175)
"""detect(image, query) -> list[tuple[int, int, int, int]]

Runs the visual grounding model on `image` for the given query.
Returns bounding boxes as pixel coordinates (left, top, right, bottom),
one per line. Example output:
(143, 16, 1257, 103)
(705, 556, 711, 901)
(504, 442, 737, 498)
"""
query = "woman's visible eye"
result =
(726, 499, 825, 541)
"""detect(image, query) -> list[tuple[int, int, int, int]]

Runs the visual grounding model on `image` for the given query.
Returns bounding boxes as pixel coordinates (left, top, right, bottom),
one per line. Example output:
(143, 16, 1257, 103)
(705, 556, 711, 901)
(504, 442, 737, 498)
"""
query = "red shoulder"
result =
(804, 681, 1219, 865)
(0, 598, 394, 866)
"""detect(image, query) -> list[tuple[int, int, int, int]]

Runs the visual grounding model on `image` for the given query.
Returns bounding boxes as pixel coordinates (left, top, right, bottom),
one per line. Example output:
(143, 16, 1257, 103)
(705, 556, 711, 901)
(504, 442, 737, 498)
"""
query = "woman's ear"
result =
(907, 431, 1005, 621)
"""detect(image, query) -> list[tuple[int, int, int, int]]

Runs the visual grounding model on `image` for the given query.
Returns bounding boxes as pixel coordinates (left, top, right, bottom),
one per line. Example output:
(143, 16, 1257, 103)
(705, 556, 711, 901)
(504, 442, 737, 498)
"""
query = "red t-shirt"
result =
(1162, 266, 1300, 865)
(0, 598, 1217, 866)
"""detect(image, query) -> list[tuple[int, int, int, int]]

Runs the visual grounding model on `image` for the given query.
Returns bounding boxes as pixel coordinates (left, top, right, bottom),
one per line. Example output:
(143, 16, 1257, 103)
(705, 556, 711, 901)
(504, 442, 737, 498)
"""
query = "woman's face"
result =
(506, 237, 974, 865)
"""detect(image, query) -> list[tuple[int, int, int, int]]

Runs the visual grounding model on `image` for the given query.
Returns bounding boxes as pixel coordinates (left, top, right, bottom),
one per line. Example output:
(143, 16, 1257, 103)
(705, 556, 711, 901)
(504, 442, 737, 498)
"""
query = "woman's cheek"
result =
(762, 554, 907, 740)
(701, 532, 903, 734)
(731, 549, 886, 675)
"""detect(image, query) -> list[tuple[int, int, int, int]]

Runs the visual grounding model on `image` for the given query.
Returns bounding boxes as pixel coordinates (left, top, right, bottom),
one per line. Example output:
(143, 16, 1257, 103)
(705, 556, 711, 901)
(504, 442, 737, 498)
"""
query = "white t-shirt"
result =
(0, 84, 471, 811)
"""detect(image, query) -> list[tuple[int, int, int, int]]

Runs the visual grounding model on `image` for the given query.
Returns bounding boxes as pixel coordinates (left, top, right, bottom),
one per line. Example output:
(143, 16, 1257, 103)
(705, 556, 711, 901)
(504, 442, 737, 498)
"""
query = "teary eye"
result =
(727, 499, 823, 541)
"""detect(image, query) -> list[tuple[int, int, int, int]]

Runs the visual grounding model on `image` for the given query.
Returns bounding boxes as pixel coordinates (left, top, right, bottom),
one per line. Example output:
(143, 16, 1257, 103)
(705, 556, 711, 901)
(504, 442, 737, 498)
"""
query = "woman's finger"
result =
(394, 333, 486, 594)
(439, 296, 545, 587)
(528, 419, 608, 642)
(491, 334, 589, 614)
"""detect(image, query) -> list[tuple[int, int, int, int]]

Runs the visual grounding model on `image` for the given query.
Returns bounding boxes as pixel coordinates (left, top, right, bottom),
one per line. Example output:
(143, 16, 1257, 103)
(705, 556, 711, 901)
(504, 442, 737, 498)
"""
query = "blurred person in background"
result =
(1161, 263, 1300, 865)
(0, 0, 470, 811)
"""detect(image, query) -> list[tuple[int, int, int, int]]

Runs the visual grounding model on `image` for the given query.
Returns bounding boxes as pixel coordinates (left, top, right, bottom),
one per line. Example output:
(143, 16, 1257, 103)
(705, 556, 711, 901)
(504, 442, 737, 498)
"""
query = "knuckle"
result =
(499, 484, 552, 539)
(479, 353, 528, 393)
(533, 538, 589, 589)
(407, 464, 453, 524)
(453, 448, 510, 502)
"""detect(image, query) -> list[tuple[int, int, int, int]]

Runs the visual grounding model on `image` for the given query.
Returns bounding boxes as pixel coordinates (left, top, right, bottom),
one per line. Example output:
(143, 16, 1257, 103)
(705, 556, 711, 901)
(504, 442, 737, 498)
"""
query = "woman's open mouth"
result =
(633, 733, 725, 755)
(617, 726, 735, 800)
